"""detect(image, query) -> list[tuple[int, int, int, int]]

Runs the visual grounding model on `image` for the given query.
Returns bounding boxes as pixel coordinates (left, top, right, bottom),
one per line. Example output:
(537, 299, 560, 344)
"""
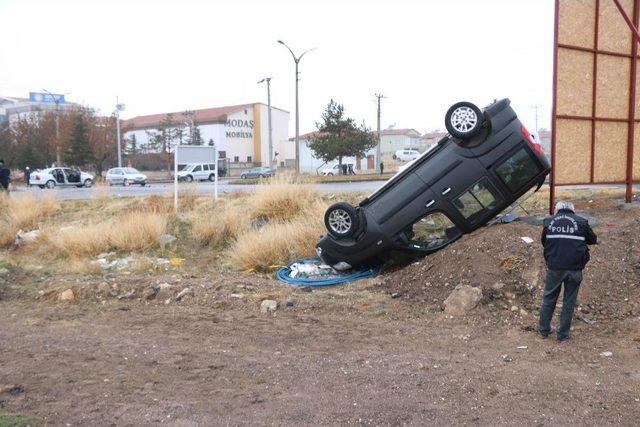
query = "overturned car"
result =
(316, 99, 551, 270)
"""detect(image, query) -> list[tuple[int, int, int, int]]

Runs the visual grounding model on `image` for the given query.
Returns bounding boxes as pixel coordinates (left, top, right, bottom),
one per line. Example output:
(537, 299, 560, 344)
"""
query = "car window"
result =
(208, 164, 215, 170)
(495, 147, 542, 193)
(406, 212, 461, 251)
(193, 165, 202, 172)
(122, 168, 138, 174)
(114, 169, 123, 175)
(203, 164, 209, 171)
(453, 179, 500, 221)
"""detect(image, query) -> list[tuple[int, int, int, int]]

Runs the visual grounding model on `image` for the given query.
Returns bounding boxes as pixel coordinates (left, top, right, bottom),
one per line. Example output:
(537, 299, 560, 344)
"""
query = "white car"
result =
(321, 163, 354, 176)
(30, 167, 94, 189)
(105, 167, 147, 186)
(393, 149, 420, 162)
(177, 163, 217, 182)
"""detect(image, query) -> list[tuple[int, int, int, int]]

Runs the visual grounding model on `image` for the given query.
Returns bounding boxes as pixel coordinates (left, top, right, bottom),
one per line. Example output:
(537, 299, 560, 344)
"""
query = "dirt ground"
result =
(1, 197, 640, 425)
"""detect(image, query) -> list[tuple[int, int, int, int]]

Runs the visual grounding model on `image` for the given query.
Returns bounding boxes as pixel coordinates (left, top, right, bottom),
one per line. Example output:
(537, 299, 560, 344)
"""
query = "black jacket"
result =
(541, 209, 597, 271)
(0, 165, 10, 188)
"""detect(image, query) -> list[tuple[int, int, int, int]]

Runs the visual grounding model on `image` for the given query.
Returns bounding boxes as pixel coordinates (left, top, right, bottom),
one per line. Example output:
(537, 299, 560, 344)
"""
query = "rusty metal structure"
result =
(551, 0, 640, 212)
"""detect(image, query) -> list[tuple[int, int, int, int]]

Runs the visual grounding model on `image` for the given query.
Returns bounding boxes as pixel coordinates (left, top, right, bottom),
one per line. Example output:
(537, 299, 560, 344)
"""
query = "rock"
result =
(600, 351, 613, 357)
(492, 282, 506, 290)
(176, 287, 193, 301)
(260, 299, 278, 314)
(117, 290, 136, 300)
(58, 289, 75, 301)
(285, 298, 296, 307)
(15, 229, 40, 246)
(142, 287, 158, 300)
(0, 267, 8, 276)
(155, 283, 172, 300)
(230, 293, 244, 299)
(157, 234, 177, 248)
(443, 286, 482, 316)
(511, 305, 519, 312)
(391, 292, 401, 298)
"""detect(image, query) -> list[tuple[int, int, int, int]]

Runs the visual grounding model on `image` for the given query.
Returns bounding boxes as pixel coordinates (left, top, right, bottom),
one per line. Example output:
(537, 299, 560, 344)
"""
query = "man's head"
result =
(555, 201, 575, 213)
(0, 159, 4, 165)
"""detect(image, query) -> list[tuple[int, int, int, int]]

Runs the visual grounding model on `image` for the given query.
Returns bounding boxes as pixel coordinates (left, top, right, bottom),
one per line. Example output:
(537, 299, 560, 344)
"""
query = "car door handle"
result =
(442, 187, 451, 195)
(425, 200, 435, 208)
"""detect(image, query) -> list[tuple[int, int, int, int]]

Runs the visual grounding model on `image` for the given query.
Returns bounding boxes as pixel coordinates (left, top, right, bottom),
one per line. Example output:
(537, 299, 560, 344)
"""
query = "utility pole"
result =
(116, 98, 125, 168)
(532, 104, 542, 132)
(375, 93, 386, 173)
(258, 77, 274, 168)
(42, 89, 66, 165)
(277, 40, 316, 173)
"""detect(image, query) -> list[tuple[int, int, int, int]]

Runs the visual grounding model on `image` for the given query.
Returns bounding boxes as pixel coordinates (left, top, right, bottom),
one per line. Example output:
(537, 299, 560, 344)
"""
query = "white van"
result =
(177, 163, 217, 182)
(393, 150, 420, 162)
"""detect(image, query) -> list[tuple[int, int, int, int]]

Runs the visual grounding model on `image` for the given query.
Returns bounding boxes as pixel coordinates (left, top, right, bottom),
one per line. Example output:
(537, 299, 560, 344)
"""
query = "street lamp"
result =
(42, 88, 70, 166)
(257, 77, 274, 168)
(277, 40, 316, 173)
(115, 98, 125, 168)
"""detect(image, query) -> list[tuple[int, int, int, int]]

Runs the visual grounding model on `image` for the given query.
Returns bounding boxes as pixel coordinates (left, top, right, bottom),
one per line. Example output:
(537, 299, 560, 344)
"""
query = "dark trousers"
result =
(538, 269, 582, 339)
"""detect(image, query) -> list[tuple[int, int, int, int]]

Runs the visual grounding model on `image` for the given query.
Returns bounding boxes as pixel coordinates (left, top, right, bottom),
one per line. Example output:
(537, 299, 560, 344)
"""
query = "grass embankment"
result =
(0, 176, 346, 273)
(229, 172, 395, 185)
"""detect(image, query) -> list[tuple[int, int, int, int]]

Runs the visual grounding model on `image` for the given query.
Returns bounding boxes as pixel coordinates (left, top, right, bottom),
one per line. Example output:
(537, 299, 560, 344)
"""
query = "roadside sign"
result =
(173, 145, 218, 212)
(29, 92, 65, 104)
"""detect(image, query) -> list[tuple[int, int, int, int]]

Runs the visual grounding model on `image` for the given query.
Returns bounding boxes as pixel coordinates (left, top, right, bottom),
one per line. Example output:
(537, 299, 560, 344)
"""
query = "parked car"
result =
(321, 163, 355, 176)
(393, 149, 420, 162)
(240, 167, 275, 179)
(105, 167, 147, 186)
(316, 99, 551, 270)
(30, 167, 94, 189)
(177, 163, 217, 182)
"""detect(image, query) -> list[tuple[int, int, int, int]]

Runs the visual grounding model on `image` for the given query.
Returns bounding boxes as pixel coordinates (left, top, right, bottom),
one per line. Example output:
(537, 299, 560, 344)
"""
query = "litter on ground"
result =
(276, 257, 378, 286)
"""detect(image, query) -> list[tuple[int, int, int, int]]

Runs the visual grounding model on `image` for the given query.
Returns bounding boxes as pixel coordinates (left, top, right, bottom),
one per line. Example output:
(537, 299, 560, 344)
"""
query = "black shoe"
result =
(557, 336, 572, 342)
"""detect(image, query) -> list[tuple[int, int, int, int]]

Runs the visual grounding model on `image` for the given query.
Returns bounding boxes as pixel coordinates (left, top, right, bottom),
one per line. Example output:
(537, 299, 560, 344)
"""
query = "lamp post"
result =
(42, 88, 69, 166)
(258, 77, 274, 168)
(115, 98, 125, 168)
(277, 40, 316, 173)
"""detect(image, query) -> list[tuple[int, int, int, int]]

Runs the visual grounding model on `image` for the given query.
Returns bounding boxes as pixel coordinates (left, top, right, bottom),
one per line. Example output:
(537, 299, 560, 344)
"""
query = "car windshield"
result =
(179, 164, 194, 171)
(122, 168, 139, 174)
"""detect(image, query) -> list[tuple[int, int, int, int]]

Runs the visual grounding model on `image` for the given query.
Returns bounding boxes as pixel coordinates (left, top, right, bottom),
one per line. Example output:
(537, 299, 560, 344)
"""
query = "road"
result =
(12, 180, 388, 200)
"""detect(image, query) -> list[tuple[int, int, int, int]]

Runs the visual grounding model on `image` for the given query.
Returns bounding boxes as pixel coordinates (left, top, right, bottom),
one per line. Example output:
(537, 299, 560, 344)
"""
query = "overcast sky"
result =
(1, 0, 554, 134)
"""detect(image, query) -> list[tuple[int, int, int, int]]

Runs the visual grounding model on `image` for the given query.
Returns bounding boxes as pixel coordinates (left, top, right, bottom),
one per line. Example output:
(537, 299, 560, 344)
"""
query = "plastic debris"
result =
(276, 257, 378, 286)
(520, 236, 534, 244)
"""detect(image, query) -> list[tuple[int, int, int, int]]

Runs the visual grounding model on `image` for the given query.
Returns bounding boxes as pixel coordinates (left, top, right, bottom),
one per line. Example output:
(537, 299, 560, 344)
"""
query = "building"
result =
(122, 103, 291, 167)
(376, 128, 422, 154)
(0, 93, 78, 123)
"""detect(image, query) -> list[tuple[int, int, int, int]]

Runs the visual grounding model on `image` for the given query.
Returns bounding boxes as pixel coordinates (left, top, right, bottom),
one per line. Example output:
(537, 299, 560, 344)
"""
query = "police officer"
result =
(0, 159, 11, 192)
(539, 201, 597, 341)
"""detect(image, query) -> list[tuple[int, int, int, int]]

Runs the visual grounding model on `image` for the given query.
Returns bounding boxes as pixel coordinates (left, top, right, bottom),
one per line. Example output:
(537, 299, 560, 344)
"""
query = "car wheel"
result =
(260, 174, 266, 178)
(392, 154, 397, 160)
(39, 185, 45, 189)
(241, 174, 247, 179)
(83, 179, 93, 188)
(186, 175, 194, 182)
(324, 202, 360, 239)
(327, 173, 334, 176)
(208, 174, 215, 182)
(445, 101, 484, 139)
(45, 180, 56, 189)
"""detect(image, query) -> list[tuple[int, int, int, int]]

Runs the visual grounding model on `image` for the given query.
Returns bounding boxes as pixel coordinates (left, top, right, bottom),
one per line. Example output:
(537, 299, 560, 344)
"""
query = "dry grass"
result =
(191, 200, 250, 248)
(0, 194, 60, 247)
(230, 201, 327, 271)
(250, 181, 318, 222)
(45, 212, 168, 257)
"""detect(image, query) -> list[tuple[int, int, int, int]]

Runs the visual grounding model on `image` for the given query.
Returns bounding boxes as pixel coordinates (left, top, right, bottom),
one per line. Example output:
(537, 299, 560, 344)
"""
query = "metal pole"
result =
(267, 78, 273, 169)
(116, 97, 122, 168)
(295, 60, 300, 173)
(214, 143, 219, 200)
(375, 93, 384, 173)
(550, 0, 560, 214)
(174, 145, 178, 213)
(55, 113, 60, 165)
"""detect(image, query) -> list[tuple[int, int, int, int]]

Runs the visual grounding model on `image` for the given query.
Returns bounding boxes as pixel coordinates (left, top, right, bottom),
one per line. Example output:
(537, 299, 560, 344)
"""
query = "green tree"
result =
(309, 99, 377, 171)
(65, 113, 94, 167)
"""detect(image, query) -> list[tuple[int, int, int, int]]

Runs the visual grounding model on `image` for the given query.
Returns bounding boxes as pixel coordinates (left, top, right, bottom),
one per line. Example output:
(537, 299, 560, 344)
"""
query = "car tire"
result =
(83, 179, 93, 188)
(445, 101, 484, 139)
(140, 182, 146, 187)
(45, 180, 56, 189)
(260, 174, 266, 178)
(39, 185, 45, 189)
(241, 174, 247, 179)
(327, 173, 334, 176)
(186, 175, 194, 182)
(392, 154, 397, 160)
(208, 174, 215, 182)
(324, 202, 359, 239)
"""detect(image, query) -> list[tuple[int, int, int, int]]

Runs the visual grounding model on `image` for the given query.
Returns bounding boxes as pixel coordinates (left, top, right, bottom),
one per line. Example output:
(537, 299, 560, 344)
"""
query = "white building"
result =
(122, 103, 291, 167)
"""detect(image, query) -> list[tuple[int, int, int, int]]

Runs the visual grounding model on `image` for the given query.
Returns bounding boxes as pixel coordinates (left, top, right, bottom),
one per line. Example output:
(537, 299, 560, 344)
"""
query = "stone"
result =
(142, 287, 158, 300)
(0, 268, 8, 276)
(230, 293, 244, 299)
(157, 234, 177, 248)
(600, 351, 613, 357)
(443, 285, 482, 316)
(492, 282, 506, 290)
(15, 229, 40, 246)
(58, 289, 75, 301)
(260, 299, 278, 314)
(117, 290, 136, 300)
(155, 283, 173, 301)
(176, 287, 193, 301)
